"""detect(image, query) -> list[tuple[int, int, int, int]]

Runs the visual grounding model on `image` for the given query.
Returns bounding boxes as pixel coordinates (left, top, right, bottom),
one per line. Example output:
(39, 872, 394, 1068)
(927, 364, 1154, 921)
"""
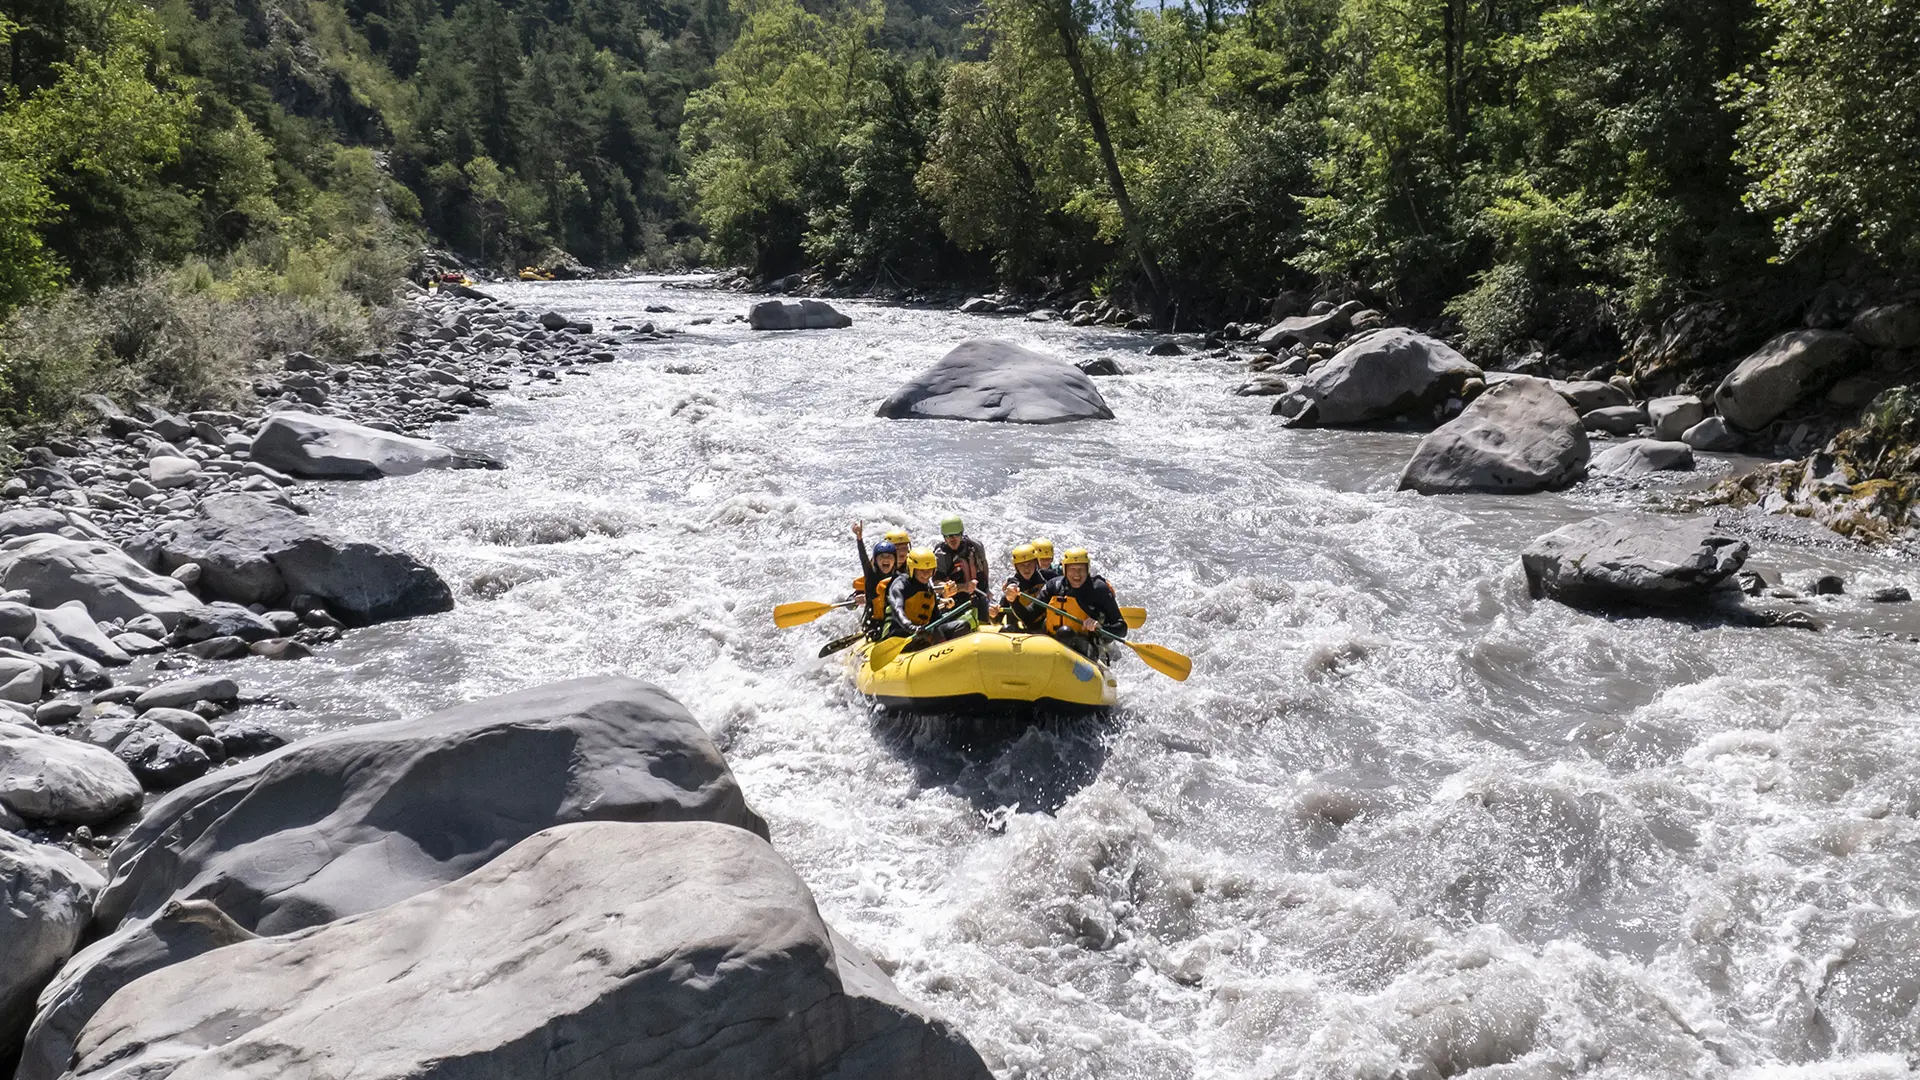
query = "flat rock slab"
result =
(1398, 375, 1590, 494)
(877, 338, 1113, 424)
(747, 299, 852, 330)
(1274, 328, 1482, 428)
(65, 822, 992, 1080)
(0, 722, 142, 826)
(1522, 514, 1748, 609)
(250, 411, 500, 480)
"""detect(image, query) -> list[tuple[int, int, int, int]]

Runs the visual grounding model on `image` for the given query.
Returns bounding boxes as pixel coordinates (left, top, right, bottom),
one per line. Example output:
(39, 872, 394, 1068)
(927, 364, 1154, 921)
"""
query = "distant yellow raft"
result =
(850, 626, 1117, 713)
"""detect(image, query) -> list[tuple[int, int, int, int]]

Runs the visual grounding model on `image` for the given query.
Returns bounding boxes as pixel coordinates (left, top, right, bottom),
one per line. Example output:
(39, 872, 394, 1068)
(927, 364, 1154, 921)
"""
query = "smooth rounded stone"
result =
(0, 655, 46, 703)
(33, 698, 81, 724)
(93, 685, 145, 706)
(64, 822, 992, 1080)
(0, 831, 104, 1058)
(175, 602, 279, 644)
(1814, 573, 1845, 596)
(1148, 340, 1185, 356)
(1848, 302, 1920, 350)
(210, 719, 287, 758)
(185, 635, 248, 660)
(262, 610, 302, 635)
(1589, 439, 1695, 478)
(249, 637, 312, 660)
(0, 534, 202, 628)
(141, 708, 214, 741)
(1, 478, 27, 499)
(1398, 376, 1590, 495)
(123, 614, 167, 639)
(146, 457, 201, 490)
(94, 677, 770, 938)
(1870, 586, 1912, 603)
(1581, 404, 1646, 435)
(1077, 357, 1124, 377)
(168, 561, 202, 586)
(83, 717, 211, 790)
(0, 600, 37, 640)
(0, 722, 143, 824)
(30, 601, 132, 666)
(1713, 329, 1864, 431)
(0, 508, 72, 539)
(250, 411, 499, 480)
(876, 338, 1114, 424)
(1273, 328, 1482, 428)
(124, 477, 159, 499)
(110, 632, 165, 655)
(746, 298, 853, 330)
(1521, 513, 1749, 609)
(1552, 379, 1631, 413)
(1681, 415, 1745, 451)
(132, 494, 453, 626)
(1648, 394, 1706, 441)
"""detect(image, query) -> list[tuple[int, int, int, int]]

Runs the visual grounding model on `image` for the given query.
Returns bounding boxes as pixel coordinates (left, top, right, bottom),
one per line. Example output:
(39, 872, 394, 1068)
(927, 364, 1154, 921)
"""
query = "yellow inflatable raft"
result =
(850, 626, 1117, 714)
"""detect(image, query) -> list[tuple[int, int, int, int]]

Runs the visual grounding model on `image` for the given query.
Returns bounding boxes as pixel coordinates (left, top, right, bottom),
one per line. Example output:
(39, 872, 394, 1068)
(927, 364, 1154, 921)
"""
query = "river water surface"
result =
(234, 278, 1920, 1079)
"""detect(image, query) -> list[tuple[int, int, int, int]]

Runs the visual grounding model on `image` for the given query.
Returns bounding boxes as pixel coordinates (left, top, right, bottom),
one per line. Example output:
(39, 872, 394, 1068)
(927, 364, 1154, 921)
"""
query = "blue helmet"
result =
(873, 541, 898, 557)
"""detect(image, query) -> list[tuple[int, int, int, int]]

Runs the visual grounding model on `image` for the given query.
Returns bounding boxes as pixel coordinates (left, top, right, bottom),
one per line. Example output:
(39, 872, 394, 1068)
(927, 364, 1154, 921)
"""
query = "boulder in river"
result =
(876, 338, 1114, 423)
(250, 411, 501, 480)
(29, 601, 130, 666)
(1848, 302, 1920, 350)
(0, 535, 202, 629)
(747, 298, 853, 330)
(1273, 328, 1482, 428)
(1588, 439, 1695, 478)
(1397, 375, 1590, 495)
(1713, 329, 1864, 431)
(82, 717, 211, 790)
(1581, 405, 1645, 435)
(0, 722, 143, 826)
(131, 493, 453, 626)
(1647, 395, 1706, 441)
(1522, 514, 1748, 608)
(1681, 415, 1744, 451)
(1, 832, 103, 1061)
(61, 822, 992, 1080)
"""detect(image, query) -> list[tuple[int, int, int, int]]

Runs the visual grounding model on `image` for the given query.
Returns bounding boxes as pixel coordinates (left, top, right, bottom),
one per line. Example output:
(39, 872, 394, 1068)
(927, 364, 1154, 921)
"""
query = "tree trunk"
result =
(1045, 0, 1171, 322)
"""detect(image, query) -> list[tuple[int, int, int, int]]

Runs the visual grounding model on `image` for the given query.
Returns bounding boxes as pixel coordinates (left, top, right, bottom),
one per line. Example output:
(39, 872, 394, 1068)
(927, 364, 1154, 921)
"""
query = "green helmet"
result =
(940, 514, 964, 536)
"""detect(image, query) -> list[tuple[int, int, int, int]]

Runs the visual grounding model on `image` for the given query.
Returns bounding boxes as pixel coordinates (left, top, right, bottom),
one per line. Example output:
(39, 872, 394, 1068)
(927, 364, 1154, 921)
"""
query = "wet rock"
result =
(877, 338, 1113, 424)
(747, 299, 853, 330)
(1581, 405, 1646, 435)
(174, 602, 279, 643)
(1813, 573, 1845, 596)
(82, 717, 210, 790)
(133, 494, 453, 626)
(1148, 341, 1185, 356)
(0, 535, 201, 628)
(1870, 586, 1912, 603)
(63, 822, 992, 1080)
(1398, 376, 1589, 495)
(1647, 395, 1706, 441)
(1273, 329, 1482, 428)
(249, 637, 312, 660)
(1588, 439, 1695, 478)
(1, 832, 104, 1058)
(1713, 329, 1864, 431)
(0, 723, 142, 825)
(250, 411, 501, 480)
(1077, 357, 1123, 377)
(140, 708, 214, 741)
(185, 636, 248, 660)
(1681, 415, 1744, 451)
(1522, 514, 1748, 609)
(210, 719, 287, 758)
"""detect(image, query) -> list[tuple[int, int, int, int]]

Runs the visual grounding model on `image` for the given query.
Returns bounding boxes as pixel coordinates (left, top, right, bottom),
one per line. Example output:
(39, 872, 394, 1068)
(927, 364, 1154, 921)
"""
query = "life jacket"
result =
(1044, 594, 1093, 635)
(888, 575, 940, 628)
(1042, 575, 1122, 636)
(864, 575, 893, 619)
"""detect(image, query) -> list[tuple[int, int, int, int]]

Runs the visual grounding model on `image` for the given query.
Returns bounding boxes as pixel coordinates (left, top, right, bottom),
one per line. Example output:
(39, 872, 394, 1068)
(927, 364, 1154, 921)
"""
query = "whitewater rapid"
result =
(233, 279, 1920, 1078)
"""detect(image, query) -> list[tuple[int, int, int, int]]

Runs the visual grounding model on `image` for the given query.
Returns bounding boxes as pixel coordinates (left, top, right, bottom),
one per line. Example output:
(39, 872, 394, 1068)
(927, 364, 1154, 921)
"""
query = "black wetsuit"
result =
(1000, 571, 1051, 632)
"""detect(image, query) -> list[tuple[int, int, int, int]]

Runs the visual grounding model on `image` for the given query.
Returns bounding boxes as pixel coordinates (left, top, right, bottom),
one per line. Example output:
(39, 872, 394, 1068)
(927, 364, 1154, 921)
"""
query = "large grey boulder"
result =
(1398, 376, 1590, 494)
(1713, 329, 1864, 431)
(1522, 514, 1748, 608)
(0, 535, 201, 629)
(1273, 328, 1482, 428)
(1256, 308, 1349, 349)
(1552, 379, 1630, 413)
(1589, 439, 1695, 478)
(0, 723, 142, 825)
(131, 494, 452, 626)
(747, 298, 853, 330)
(877, 338, 1114, 424)
(1, 833, 103, 1062)
(250, 411, 498, 480)
(81, 718, 211, 791)
(1849, 303, 1920, 350)
(1647, 395, 1706, 441)
(62, 822, 991, 1080)
(93, 676, 768, 934)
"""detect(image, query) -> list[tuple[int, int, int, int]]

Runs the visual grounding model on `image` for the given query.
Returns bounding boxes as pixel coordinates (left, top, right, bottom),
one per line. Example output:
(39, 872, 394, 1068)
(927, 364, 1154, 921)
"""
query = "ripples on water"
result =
(233, 279, 1920, 1079)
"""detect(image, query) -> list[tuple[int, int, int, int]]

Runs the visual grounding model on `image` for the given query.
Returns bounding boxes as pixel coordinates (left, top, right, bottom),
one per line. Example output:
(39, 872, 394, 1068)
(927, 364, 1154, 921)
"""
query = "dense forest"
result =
(0, 0, 1917, 419)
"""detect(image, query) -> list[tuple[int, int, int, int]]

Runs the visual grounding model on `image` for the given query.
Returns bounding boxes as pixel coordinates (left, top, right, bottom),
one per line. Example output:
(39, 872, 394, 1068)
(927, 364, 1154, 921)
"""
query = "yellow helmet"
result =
(1010, 544, 1037, 565)
(1031, 538, 1055, 562)
(884, 528, 910, 547)
(905, 547, 938, 572)
(1062, 548, 1090, 567)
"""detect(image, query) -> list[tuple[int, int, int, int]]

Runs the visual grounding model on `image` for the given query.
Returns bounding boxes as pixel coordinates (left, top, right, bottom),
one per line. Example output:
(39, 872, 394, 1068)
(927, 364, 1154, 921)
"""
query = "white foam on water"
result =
(224, 278, 1920, 1078)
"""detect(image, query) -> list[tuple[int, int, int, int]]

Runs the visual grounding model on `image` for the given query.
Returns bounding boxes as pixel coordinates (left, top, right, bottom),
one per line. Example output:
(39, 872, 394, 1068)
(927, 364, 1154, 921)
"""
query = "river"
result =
(229, 278, 1920, 1079)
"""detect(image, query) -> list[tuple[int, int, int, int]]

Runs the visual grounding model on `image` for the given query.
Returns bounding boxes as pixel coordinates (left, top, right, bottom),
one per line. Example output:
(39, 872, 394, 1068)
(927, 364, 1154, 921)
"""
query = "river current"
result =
(232, 278, 1920, 1078)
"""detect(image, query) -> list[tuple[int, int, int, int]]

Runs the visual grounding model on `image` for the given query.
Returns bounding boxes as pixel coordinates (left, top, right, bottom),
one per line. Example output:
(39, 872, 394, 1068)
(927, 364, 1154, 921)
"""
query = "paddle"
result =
(773, 599, 859, 629)
(819, 631, 867, 658)
(1018, 593, 1192, 682)
(1120, 606, 1146, 629)
(865, 599, 980, 670)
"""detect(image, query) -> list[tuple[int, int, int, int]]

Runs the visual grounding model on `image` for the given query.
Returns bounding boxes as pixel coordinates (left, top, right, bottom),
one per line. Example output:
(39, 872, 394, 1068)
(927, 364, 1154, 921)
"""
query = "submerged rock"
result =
(877, 338, 1114, 423)
(1, 832, 103, 1059)
(1522, 514, 1748, 608)
(747, 299, 852, 330)
(1273, 328, 1482, 428)
(62, 822, 992, 1080)
(1398, 375, 1589, 494)
(250, 411, 500, 480)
